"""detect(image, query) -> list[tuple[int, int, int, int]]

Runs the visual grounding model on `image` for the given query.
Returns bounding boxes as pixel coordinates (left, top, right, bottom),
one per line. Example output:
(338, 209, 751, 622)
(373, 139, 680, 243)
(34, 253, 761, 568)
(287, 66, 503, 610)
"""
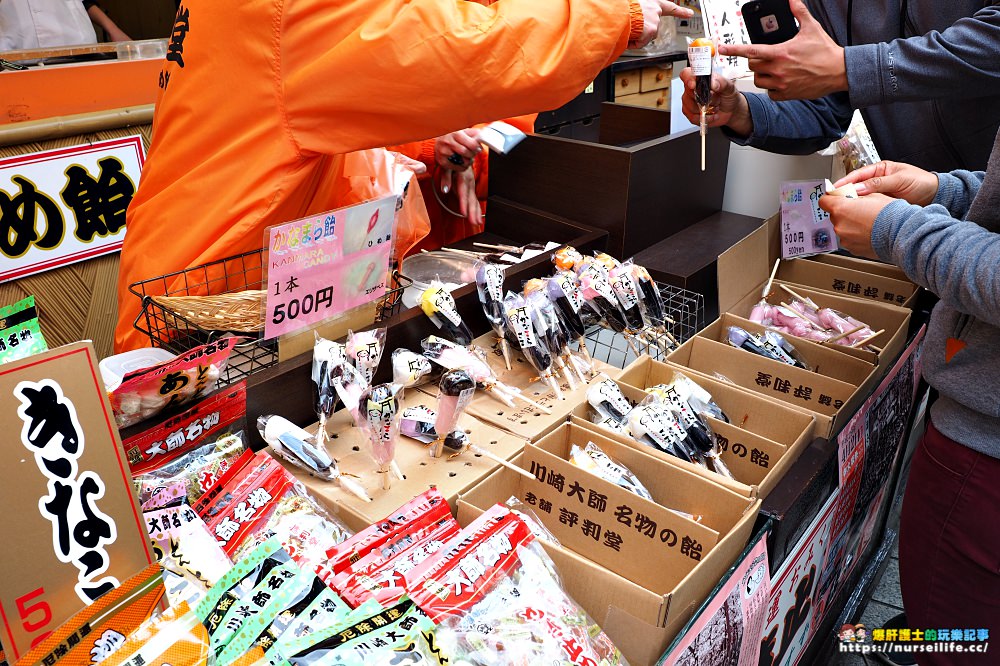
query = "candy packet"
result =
(0, 295, 47, 364)
(504, 495, 560, 545)
(570, 441, 653, 501)
(15, 564, 165, 666)
(135, 432, 247, 507)
(153, 514, 233, 608)
(110, 337, 243, 428)
(587, 376, 633, 425)
(311, 334, 345, 448)
(407, 505, 627, 665)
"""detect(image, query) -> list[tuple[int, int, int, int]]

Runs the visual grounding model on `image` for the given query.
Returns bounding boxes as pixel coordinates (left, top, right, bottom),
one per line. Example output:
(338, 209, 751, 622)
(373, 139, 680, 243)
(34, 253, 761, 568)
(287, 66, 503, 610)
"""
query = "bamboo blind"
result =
(0, 125, 152, 359)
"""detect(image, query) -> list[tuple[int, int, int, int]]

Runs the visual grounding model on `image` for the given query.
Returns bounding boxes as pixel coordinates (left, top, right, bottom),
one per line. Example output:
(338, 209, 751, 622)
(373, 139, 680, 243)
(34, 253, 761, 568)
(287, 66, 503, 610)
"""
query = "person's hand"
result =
(440, 168, 482, 226)
(104, 26, 131, 42)
(434, 130, 482, 172)
(818, 193, 896, 259)
(679, 69, 753, 135)
(632, 0, 696, 48)
(718, 0, 847, 101)
(834, 161, 937, 206)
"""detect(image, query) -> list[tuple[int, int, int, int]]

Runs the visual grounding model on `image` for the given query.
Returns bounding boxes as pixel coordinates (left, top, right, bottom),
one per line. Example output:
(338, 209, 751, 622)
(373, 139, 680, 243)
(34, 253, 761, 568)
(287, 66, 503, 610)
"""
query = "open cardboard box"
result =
(458, 437, 760, 666)
(277, 390, 528, 533)
(421, 332, 621, 440)
(566, 374, 811, 499)
(719, 215, 912, 368)
(808, 252, 913, 283)
(667, 316, 880, 437)
(779, 256, 917, 309)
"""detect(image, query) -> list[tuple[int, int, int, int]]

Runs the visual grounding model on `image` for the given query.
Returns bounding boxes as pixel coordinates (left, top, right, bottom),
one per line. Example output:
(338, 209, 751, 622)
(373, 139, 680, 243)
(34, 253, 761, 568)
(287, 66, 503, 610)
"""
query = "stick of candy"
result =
(311, 334, 345, 448)
(432, 370, 476, 458)
(820, 324, 866, 345)
(346, 327, 386, 385)
(358, 383, 402, 490)
(779, 283, 820, 311)
(391, 349, 433, 389)
(503, 292, 563, 399)
(420, 281, 474, 345)
(849, 329, 885, 348)
(476, 262, 513, 370)
(688, 37, 715, 171)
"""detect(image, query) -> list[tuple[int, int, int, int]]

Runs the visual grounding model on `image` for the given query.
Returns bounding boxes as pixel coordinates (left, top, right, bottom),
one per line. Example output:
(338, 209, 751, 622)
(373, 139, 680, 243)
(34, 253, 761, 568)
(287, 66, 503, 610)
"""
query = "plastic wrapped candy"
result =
(134, 432, 246, 507)
(608, 261, 648, 332)
(546, 270, 597, 369)
(727, 325, 810, 370)
(505, 495, 560, 545)
(576, 260, 630, 334)
(257, 414, 371, 502)
(391, 348, 433, 388)
(420, 280, 473, 345)
(525, 284, 584, 388)
(399, 405, 438, 444)
(357, 383, 403, 489)
(330, 360, 369, 426)
(552, 245, 584, 272)
(503, 291, 562, 399)
(311, 334, 345, 448)
(406, 505, 628, 666)
(571, 441, 653, 500)
(476, 262, 513, 369)
(346, 328, 386, 385)
(627, 399, 702, 464)
(432, 370, 476, 458)
(587, 376, 634, 425)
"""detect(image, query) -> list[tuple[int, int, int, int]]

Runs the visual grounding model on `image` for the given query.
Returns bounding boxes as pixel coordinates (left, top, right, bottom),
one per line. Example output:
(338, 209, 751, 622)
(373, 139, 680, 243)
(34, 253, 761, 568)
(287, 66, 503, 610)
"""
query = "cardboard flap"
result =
(778, 257, 916, 306)
(717, 215, 779, 314)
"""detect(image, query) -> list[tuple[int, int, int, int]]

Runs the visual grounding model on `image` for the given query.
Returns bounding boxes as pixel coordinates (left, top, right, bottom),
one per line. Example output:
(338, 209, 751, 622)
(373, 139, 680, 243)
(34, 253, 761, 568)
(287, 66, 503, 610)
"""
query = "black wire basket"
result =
(585, 283, 705, 369)
(130, 249, 411, 386)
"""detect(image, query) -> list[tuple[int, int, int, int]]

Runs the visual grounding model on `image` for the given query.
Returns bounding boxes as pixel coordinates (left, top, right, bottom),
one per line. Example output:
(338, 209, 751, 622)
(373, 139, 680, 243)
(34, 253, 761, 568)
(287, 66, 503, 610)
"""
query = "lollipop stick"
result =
(820, 324, 865, 345)
(849, 329, 885, 348)
(761, 259, 781, 302)
(499, 338, 513, 371)
(779, 283, 819, 311)
(545, 373, 564, 400)
(338, 475, 372, 503)
(470, 444, 535, 480)
(484, 384, 517, 408)
(473, 241, 519, 252)
(390, 460, 404, 481)
(700, 106, 707, 172)
(495, 383, 552, 414)
(779, 302, 826, 331)
(380, 465, 392, 490)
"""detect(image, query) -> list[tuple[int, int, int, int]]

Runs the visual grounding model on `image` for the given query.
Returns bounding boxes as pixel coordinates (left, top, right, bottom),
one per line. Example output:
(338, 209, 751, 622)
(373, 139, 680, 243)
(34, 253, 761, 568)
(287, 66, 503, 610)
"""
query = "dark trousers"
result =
(898, 421, 1000, 665)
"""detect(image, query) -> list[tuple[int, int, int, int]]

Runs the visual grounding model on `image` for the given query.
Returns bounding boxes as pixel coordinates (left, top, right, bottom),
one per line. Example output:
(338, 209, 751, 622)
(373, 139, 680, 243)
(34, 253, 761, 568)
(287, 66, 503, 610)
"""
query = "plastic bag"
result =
(570, 441, 653, 500)
(504, 496, 560, 545)
(587, 376, 633, 425)
(135, 432, 247, 507)
(420, 281, 473, 345)
(311, 334, 345, 448)
(346, 328, 386, 385)
(476, 262, 513, 369)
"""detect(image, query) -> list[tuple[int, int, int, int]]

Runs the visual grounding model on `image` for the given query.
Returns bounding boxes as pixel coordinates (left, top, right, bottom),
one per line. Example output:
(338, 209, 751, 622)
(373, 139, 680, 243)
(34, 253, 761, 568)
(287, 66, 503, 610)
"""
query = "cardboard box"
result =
(458, 443, 761, 666)
(667, 318, 880, 437)
(718, 216, 912, 369)
(422, 332, 622, 441)
(778, 257, 917, 309)
(807, 252, 911, 283)
(279, 389, 527, 533)
(566, 374, 812, 500)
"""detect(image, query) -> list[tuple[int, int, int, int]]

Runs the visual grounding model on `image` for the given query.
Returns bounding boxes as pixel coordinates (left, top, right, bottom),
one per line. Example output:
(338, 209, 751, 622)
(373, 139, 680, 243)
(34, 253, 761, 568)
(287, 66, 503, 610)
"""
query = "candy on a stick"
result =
(390, 349, 432, 388)
(576, 261, 633, 341)
(330, 360, 368, 426)
(476, 262, 513, 369)
(345, 327, 385, 385)
(552, 245, 584, 272)
(688, 37, 715, 170)
(503, 291, 563, 399)
(727, 325, 808, 369)
(311, 334, 345, 448)
(525, 285, 582, 388)
(432, 370, 476, 458)
(571, 441, 653, 500)
(587, 376, 633, 425)
(546, 271, 596, 372)
(420, 280, 473, 345)
(627, 400, 702, 464)
(399, 405, 439, 444)
(358, 383, 403, 489)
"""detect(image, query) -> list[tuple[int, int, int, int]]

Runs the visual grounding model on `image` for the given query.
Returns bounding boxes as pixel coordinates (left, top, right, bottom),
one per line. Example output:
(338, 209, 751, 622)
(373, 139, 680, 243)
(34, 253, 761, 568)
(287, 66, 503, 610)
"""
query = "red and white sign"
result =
(0, 136, 145, 283)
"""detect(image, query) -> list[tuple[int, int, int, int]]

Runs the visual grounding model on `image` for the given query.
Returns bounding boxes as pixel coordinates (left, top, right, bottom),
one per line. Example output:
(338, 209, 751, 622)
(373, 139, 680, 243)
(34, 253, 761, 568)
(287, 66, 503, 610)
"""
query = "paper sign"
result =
(701, 0, 752, 75)
(264, 196, 396, 339)
(780, 181, 839, 259)
(661, 529, 770, 666)
(0, 342, 153, 659)
(0, 136, 145, 283)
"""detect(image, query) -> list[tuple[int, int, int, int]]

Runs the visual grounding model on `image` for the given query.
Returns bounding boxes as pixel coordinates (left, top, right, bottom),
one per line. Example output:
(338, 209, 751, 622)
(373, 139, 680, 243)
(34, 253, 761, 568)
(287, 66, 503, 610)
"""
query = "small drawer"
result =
(614, 71, 641, 97)
(617, 88, 669, 110)
(640, 64, 672, 92)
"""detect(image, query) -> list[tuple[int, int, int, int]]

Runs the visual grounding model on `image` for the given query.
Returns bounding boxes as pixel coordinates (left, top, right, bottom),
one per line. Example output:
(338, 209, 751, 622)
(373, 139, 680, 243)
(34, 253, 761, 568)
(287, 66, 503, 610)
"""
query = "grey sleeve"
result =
(722, 91, 854, 155)
(846, 7, 1000, 108)
(872, 197, 1000, 326)
(931, 170, 986, 219)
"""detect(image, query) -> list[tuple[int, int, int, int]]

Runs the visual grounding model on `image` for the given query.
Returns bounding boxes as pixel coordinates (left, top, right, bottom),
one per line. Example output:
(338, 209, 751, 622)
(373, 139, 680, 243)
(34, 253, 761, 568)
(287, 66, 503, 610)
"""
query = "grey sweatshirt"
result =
(730, 0, 1000, 171)
(872, 129, 1000, 459)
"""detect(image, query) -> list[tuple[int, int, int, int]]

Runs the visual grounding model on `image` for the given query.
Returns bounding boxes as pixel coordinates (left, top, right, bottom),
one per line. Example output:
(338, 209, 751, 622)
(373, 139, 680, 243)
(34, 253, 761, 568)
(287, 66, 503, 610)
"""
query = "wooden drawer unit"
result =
(614, 71, 641, 96)
(640, 64, 672, 92)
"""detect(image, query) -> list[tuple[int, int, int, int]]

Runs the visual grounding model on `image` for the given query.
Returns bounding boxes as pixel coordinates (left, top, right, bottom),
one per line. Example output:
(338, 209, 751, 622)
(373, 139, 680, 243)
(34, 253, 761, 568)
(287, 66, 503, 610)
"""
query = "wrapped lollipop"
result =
(626, 399, 701, 464)
(420, 281, 473, 345)
(257, 415, 371, 502)
(358, 383, 403, 489)
(331, 360, 369, 426)
(552, 245, 584, 272)
(631, 263, 678, 348)
(346, 327, 386, 385)
(546, 271, 596, 368)
(391, 349, 433, 388)
(688, 37, 715, 170)
(576, 262, 637, 354)
(432, 370, 476, 458)
(503, 291, 562, 399)
(421, 336, 551, 414)
(571, 441, 652, 500)
(525, 283, 584, 388)
(608, 261, 650, 331)
(476, 262, 513, 370)
(312, 334, 345, 448)
(587, 376, 633, 425)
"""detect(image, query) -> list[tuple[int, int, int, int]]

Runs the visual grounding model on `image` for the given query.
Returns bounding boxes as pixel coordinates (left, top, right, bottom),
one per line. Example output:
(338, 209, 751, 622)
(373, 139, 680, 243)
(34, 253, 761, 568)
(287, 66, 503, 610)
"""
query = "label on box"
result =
(779, 181, 839, 259)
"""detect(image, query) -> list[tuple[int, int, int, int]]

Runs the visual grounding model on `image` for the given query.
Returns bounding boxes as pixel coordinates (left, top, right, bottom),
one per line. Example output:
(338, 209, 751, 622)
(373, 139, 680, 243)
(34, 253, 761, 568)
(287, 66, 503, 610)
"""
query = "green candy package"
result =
(0, 295, 47, 363)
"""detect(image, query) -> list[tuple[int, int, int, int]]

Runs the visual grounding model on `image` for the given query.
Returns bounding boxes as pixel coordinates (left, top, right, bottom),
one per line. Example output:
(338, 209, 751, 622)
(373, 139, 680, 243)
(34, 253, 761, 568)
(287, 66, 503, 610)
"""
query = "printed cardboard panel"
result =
(618, 356, 817, 447)
(694, 314, 876, 385)
(532, 422, 753, 535)
(806, 253, 911, 283)
(278, 388, 527, 533)
(778, 258, 916, 309)
(0, 342, 154, 660)
(520, 438, 721, 593)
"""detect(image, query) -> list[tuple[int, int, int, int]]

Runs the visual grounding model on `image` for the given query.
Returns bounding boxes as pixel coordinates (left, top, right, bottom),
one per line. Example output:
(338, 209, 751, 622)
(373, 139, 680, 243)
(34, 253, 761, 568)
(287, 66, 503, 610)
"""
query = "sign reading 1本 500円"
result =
(264, 195, 397, 339)
(0, 136, 145, 283)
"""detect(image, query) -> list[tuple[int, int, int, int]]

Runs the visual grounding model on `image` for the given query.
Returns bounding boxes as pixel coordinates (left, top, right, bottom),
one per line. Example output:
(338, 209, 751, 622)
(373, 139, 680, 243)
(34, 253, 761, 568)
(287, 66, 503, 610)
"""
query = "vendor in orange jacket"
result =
(115, 0, 692, 352)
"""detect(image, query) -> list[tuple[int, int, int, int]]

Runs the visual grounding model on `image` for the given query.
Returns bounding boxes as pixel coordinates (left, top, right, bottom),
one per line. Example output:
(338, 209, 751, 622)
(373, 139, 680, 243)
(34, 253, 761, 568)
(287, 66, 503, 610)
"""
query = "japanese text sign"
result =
(780, 181, 839, 259)
(264, 195, 397, 339)
(701, 0, 752, 75)
(0, 136, 145, 283)
(0, 342, 153, 660)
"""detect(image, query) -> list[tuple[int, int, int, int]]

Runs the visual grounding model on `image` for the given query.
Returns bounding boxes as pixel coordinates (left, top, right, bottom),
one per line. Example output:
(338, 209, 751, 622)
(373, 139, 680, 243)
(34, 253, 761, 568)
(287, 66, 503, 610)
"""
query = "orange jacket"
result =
(116, 0, 642, 352)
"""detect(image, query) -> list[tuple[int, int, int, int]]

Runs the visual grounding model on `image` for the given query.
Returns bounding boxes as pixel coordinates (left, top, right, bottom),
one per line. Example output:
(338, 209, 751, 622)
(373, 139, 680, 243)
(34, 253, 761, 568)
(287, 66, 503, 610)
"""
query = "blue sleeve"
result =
(931, 170, 986, 219)
(872, 196, 1000, 326)
(722, 91, 854, 155)
(846, 7, 1000, 108)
